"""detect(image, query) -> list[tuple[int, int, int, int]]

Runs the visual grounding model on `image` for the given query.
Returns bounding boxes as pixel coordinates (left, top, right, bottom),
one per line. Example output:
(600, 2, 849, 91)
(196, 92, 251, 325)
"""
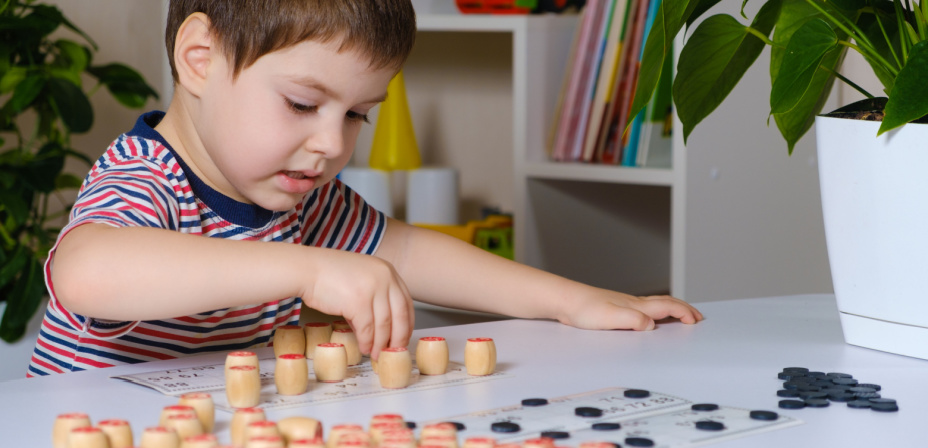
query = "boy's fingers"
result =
(600, 304, 654, 331)
(388, 283, 413, 350)
(636, 298, 701, 324)
(370, 289, 393, 360)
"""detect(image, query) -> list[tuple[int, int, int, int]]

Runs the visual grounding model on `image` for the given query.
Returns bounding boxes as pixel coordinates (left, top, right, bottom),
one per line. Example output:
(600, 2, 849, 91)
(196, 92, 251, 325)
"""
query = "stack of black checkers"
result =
(776, 367, 898, 412)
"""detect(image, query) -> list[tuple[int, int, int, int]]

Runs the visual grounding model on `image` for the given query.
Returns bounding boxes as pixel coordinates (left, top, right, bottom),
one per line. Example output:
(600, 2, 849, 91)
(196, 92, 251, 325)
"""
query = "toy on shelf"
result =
(369, 70, 421, 171)
(455, 0, 578, 14)
(417, 215, 513, 260)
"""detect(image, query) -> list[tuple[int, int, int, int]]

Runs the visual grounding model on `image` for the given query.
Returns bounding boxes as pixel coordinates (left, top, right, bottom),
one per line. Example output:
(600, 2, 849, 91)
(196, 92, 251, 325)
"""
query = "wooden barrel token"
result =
(273, 325, 306, 357)
(289, 437, 325, 448)
(416, 337, 449, 375)
(139, 426, 180, 448)
(230, 407, 266, 447)
(225, 351, 259, 379)
(463, 437, 496, 448)
(303, 322, 333, 359)
(278, 417, 322, 444)
(178, 393, 215, 433)
(226, 365, 261, 408)
(68, 426, 109, 448)
(313, 343, 348, 382)
(330, 329, 362, 365)
(98, 419, 133, 448)
(326, 424, 364, 448)
(180, 433, 218, 448)
(275, 354, 309, 395)
(53, 413, 91, 448)
(378, 347, 412, 389)
(246, 435, 286, 448)
(464, 338, 496, 376)
(165, 413, 204, 441)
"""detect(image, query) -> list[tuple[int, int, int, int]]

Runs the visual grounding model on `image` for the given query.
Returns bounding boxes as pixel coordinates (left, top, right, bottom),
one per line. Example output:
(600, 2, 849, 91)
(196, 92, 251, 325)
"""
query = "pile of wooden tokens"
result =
(50, 323, 499, 448)
(226, 322, 498, 409)
(52, 391, 218, 448)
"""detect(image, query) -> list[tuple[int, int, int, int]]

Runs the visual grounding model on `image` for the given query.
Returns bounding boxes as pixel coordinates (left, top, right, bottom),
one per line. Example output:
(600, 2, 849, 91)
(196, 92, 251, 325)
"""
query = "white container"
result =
(816, 115, 928, 359)
(406, 167, 460, 225)
(337, 167, 394, 217)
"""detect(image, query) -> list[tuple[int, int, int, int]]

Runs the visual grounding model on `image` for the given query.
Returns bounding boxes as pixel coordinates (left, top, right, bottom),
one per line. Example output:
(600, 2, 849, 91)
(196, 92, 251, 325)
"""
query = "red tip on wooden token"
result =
(249, 421, 278, 428)
(382, 347, 408, 352)
(186, 434, 218, 442)
(420, 337, 445, 341)
(467, 338, 493, 342)
(98, 419, 129, 426)
(229, 351, 256, 356)
(180, 392, 211, 399)
(71, 427, 102, 433)
(236, 407, 264, 414)
(229, 365, 257, 371)
(57, 412, 89, 419)
(318, 342, 344, 348)
(279, 353, 306, 359)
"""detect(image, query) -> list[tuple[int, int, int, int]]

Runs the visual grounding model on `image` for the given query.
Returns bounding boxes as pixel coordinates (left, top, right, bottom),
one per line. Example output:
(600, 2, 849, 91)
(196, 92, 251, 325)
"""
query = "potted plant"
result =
(632, 0, 928, 358)
(0, 1, 158, 342)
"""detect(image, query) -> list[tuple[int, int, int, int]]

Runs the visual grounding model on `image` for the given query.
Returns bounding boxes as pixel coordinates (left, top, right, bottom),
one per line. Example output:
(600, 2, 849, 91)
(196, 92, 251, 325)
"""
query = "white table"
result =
(3, 294, 926, 447)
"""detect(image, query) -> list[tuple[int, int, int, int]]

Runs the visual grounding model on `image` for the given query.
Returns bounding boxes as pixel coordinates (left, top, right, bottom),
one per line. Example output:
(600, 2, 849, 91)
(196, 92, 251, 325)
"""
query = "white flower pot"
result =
(816, 116, 928, 359)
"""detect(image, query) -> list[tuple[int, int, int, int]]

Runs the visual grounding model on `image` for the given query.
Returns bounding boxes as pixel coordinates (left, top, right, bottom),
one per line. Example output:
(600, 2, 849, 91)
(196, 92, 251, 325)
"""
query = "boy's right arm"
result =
(52, 223, 414, 357)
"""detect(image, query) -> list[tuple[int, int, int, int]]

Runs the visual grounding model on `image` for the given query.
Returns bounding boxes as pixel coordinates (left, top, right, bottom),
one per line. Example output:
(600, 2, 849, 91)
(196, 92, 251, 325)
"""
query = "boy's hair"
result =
(165, 0, 417, 82)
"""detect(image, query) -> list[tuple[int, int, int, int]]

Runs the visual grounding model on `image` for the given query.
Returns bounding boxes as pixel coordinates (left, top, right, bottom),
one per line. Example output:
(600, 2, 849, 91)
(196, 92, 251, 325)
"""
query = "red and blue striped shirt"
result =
(27, 112, 385, 377)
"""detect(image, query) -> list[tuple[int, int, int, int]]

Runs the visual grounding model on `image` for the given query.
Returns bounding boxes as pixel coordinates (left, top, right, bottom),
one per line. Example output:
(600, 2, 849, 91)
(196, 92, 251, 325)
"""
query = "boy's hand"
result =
(558, 290, 704, 331)
(300, 250, 414, 359)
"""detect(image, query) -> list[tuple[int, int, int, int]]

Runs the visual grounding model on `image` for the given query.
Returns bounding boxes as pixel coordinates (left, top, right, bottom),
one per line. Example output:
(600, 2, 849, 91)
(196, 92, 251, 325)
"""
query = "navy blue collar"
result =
(127, 111, 278, 228)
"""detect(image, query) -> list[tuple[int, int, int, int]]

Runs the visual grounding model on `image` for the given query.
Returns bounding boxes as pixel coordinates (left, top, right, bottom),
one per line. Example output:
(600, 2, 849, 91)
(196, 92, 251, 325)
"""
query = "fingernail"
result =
(646, 320, 655, 331)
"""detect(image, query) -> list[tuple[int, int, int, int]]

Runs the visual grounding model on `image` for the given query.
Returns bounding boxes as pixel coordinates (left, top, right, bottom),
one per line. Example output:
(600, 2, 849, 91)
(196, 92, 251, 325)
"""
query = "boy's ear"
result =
(173, 12, 215, 97)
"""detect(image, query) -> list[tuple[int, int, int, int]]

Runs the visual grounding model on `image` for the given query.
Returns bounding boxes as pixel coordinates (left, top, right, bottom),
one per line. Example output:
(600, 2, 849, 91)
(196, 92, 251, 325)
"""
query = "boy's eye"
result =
(346, 110, 370, 124)
(285, 98, 316, 114)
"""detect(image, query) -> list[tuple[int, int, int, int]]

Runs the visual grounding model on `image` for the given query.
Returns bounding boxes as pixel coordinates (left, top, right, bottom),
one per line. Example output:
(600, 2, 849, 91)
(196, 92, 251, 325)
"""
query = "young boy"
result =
(28, 0, 701, 377)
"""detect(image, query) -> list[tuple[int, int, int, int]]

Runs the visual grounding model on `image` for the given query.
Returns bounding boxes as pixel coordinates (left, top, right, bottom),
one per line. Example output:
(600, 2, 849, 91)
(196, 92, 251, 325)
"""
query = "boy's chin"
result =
(252, 195, 304, 212)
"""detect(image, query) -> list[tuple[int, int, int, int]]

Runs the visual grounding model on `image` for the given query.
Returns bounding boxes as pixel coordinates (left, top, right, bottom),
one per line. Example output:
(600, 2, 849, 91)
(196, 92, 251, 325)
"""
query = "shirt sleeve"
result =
(299, 178, 387, 254)
(44, 156, 180, 339)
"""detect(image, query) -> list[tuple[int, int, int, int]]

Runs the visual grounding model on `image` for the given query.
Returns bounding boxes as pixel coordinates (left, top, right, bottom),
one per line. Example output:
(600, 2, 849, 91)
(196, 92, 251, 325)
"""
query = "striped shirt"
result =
(27, 111, 386, 377)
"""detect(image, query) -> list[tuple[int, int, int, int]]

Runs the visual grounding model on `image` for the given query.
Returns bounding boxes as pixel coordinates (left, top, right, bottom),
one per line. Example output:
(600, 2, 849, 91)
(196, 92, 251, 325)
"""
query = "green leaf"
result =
(628, 0, 704, 131)
(7, 74, 44, 113)
(0, 185, 29, 226)
(770, 0, 847, 153)
(21, 142, 65, 193)
(0, 251, 45, 343)
(47, 77, 93, 133)
(88, 63, 159, 108)
(0, 66, 27, 93)
(672, 0, 782, 141)
(687, 0, 724, 28)
(55, 173, 83, 190)
(769, 19, 838, 115)
(879, 41, 928, 134)
(857, 7, 900, 93)
(0, 245, 27, 289)
(54, 39, 90, 74)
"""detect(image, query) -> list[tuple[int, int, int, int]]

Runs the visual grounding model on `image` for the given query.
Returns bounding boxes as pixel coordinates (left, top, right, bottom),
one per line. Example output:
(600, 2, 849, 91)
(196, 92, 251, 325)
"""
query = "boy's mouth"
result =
(285, 171, 307, 180)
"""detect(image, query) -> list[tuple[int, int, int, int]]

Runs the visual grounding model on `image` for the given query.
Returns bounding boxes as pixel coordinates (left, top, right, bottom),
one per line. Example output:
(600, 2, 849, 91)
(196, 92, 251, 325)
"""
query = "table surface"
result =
(3, 294, 926, 447)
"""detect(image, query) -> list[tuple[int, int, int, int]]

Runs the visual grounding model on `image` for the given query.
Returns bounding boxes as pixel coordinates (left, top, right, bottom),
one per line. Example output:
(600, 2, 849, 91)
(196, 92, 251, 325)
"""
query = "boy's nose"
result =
(304, 124, 345, 159)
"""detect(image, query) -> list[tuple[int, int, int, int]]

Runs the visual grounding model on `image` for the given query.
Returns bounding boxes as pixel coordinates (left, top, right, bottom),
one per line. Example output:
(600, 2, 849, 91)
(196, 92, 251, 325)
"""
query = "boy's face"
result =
(192, 38, 394, 211)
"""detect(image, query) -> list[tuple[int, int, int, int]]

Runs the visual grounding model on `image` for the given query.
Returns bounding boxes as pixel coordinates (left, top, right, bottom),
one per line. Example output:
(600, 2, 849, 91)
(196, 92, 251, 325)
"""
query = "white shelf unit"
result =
(414, 13, 834, 302)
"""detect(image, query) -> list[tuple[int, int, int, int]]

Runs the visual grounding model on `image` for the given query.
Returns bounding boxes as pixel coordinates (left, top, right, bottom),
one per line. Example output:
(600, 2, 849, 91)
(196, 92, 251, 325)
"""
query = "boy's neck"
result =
(154, 91, 237, 204)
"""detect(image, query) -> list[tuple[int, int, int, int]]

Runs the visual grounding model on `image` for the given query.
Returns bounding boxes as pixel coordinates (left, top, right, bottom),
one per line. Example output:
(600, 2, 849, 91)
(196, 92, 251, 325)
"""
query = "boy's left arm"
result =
(375, 218, 703, 331)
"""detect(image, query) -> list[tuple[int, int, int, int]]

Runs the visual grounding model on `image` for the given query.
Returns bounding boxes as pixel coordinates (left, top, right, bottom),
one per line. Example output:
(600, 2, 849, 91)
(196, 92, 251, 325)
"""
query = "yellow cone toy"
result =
(370, 71, 422, 170)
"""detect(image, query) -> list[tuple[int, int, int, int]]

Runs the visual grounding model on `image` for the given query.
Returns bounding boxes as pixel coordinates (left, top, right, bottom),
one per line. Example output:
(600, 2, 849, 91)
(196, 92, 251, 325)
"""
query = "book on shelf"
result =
(550, 0, 673, 168)
(550, 0, 608, 162)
